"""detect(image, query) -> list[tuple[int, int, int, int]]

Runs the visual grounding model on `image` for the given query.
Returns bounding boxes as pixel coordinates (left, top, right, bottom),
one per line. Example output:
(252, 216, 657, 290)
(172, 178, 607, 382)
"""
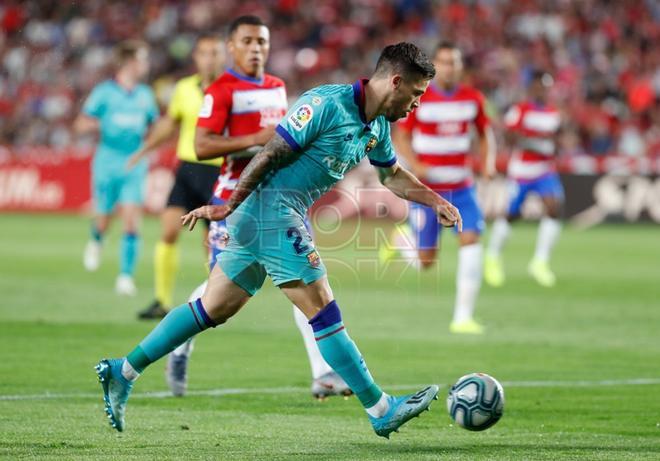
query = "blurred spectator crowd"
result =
(0, 0, 659, 156)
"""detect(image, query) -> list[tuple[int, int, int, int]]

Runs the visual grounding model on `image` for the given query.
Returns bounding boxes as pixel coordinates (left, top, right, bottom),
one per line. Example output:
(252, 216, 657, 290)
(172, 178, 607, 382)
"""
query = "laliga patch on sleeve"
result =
(198, 94, 214, 118)
(288, 104, 314, 131)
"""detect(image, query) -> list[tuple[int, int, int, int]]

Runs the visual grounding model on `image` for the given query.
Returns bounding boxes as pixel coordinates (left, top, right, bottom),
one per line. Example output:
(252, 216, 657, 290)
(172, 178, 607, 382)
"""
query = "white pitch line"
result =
(1, 378, 660, 402)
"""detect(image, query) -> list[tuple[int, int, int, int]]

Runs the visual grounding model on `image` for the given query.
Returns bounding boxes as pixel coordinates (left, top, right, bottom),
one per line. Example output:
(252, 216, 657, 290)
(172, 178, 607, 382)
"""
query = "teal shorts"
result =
(92, 154, 147, 214)
(217, 196, 326, 296)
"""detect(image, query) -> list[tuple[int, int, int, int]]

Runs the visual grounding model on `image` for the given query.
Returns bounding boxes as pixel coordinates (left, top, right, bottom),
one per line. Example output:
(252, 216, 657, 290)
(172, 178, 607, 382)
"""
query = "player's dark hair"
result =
(374, 42, 435, 81)
(228, 15, 266, 36)
(531, 69, 550, 81)
(114, 39, 148, 66)
(195, 33, 222, 47)
(530, 69, 554, 88)
(434, 40, 460, 55)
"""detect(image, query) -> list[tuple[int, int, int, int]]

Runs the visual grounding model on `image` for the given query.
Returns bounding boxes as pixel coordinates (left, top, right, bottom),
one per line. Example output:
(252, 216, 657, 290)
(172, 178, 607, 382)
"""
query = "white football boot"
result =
(115, 274, 137, 296)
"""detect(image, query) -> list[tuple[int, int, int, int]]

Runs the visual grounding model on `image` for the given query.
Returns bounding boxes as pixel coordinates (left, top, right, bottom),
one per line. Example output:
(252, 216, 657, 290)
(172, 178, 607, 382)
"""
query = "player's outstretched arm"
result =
(181, 132, 299, 230)
(377, 162, 462, 232)
(126, 115, 179, 170)
(73, 114, 99, 136)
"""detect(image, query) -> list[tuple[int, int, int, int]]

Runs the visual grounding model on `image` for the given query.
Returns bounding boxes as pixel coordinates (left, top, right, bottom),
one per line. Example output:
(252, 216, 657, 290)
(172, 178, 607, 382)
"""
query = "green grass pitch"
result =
(1, 213, 659, 460)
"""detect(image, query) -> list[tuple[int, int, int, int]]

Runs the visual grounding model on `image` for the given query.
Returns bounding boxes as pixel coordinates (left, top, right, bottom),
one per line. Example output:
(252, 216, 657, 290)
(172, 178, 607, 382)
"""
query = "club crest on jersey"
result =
(289, 104, 313, 131)
(307, 250, 321, 268)
(365, 136, 378, 153)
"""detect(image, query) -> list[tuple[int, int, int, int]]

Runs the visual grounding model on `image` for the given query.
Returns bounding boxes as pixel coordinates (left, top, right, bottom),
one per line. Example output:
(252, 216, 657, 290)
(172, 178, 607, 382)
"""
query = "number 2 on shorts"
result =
(287, 227, 310, 255)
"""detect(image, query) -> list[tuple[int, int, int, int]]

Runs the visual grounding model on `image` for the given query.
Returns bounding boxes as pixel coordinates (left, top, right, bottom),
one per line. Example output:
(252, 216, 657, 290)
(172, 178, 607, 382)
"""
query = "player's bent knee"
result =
(418, 250, 436, 270)
(419, 259, 435, 270)
(200, 294, 247, 325)
(161, 227, 180, 245)
(280, 277, 334, 319)
(459, 232, 480, 246)
(546, 203, 563, 219)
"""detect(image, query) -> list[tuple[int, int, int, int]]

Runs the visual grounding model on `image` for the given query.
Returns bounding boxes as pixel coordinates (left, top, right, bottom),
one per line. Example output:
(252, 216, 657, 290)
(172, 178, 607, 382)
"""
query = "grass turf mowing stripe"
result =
(1, 377, 659, 401)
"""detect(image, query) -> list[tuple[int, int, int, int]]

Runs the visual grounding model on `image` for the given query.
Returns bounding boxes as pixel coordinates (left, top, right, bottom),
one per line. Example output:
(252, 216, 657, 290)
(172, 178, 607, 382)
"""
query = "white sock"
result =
(188, 280, 208, 302)
(365, 392, 391, 418)
(452, 243, 483, 324)
(487, 218, 510, 257)
(121, 359, 140, 382)
(293, 306, 332, 379)
(533, 218, 561, 263)
(172, 338, 195, 357)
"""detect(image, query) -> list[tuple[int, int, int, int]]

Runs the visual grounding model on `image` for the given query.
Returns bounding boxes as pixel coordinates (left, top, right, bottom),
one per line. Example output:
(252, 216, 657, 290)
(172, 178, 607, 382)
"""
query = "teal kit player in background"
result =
(95, 42, 462, 438)
(75, 40, 159, 296)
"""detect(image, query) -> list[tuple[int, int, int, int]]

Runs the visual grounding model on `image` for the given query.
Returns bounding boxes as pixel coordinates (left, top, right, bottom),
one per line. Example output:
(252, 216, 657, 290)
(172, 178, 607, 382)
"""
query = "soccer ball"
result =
(446, 373, 504, 431)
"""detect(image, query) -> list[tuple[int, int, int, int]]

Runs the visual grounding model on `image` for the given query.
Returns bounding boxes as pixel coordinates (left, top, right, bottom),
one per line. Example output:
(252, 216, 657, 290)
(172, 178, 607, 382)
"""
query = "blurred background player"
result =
(167, 15, 350, 399)
(381, 41, 496, 334)
(485, 70, 563, 287)
(125, 35, 226, 320)
(75, 40, 159, 296)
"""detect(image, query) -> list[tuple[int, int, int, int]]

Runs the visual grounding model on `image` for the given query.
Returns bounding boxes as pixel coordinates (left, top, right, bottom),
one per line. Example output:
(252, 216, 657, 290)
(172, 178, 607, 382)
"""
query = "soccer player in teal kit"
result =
(95, 42, 462, 438)
(75, 40, 159, 295)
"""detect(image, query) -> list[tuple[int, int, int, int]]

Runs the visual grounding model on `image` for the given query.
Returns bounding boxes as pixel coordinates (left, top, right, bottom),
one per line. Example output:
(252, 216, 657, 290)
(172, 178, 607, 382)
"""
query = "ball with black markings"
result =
(446, 372, 504, 431)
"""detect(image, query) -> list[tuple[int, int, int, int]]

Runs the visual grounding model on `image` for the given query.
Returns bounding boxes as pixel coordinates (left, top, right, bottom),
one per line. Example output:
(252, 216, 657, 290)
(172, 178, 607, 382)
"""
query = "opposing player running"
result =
(95, 42, 461, 438)
(381, 42, 496, 334)
(485, 70, 563, 287)
(75, 40, 159, 296)
(163, 16, 350, 399)
(126, 34, 225, 320)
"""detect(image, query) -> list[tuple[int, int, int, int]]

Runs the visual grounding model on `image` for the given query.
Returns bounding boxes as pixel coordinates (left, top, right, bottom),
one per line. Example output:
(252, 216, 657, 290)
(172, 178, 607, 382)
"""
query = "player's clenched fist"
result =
(181, 204, 232, 231)
(433, 200, 463, 232)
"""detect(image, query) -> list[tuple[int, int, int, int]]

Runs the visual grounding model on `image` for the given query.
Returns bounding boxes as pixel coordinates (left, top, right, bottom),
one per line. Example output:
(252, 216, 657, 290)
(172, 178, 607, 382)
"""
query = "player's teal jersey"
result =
(267, 79, 397, 216)
(83, 80, 159, 164)
(221, 80, 397, 292)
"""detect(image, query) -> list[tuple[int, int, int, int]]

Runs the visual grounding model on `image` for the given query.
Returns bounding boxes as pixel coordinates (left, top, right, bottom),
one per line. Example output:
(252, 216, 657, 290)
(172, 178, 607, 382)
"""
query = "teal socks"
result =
(91, 224, 103, 243)
(126, 299, 216, 372)
(120, 233, 139, 276)
(309, 300, 383, 408)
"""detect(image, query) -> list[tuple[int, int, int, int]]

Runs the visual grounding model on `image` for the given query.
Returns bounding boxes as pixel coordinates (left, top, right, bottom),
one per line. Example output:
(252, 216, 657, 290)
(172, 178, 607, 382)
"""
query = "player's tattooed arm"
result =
(181, 133, 299, 230)
(225, 133, 299, 209)
(377, 162, 462, 231)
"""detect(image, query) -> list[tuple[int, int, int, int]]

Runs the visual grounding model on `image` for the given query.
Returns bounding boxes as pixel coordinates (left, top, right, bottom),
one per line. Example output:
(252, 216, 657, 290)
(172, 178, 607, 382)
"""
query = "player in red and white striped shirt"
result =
(383, 42, 496, 334)
(166, 16, 350, 399)
(485, 71, 563, 287)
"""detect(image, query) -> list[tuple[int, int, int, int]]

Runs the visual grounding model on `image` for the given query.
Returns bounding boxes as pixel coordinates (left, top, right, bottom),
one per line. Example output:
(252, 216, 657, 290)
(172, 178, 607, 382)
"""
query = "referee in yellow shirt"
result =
(127, 35, 225, 319)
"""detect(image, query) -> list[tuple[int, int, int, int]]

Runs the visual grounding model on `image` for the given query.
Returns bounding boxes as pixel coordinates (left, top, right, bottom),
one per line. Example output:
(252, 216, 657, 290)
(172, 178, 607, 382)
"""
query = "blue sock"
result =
(120, 232, 139, 276)
(309, 301, 383, 408)
(126, 298, 216, 372)
(91, 224, 103, 243)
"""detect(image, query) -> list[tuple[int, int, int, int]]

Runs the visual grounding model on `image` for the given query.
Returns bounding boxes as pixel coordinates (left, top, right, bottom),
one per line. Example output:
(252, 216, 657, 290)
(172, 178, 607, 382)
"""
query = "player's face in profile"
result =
(194, 39, 225, 80)
(434, 48, 462, 87)
(385, 75, 430, 122)
(228, 25, 270, 77)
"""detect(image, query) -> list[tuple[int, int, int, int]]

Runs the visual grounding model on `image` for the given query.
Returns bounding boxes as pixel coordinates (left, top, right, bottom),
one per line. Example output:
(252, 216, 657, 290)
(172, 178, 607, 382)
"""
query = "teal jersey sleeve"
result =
(367, 121, 397, 168)
(275, 92, 336, 152)
(82, 83, 108, 119)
